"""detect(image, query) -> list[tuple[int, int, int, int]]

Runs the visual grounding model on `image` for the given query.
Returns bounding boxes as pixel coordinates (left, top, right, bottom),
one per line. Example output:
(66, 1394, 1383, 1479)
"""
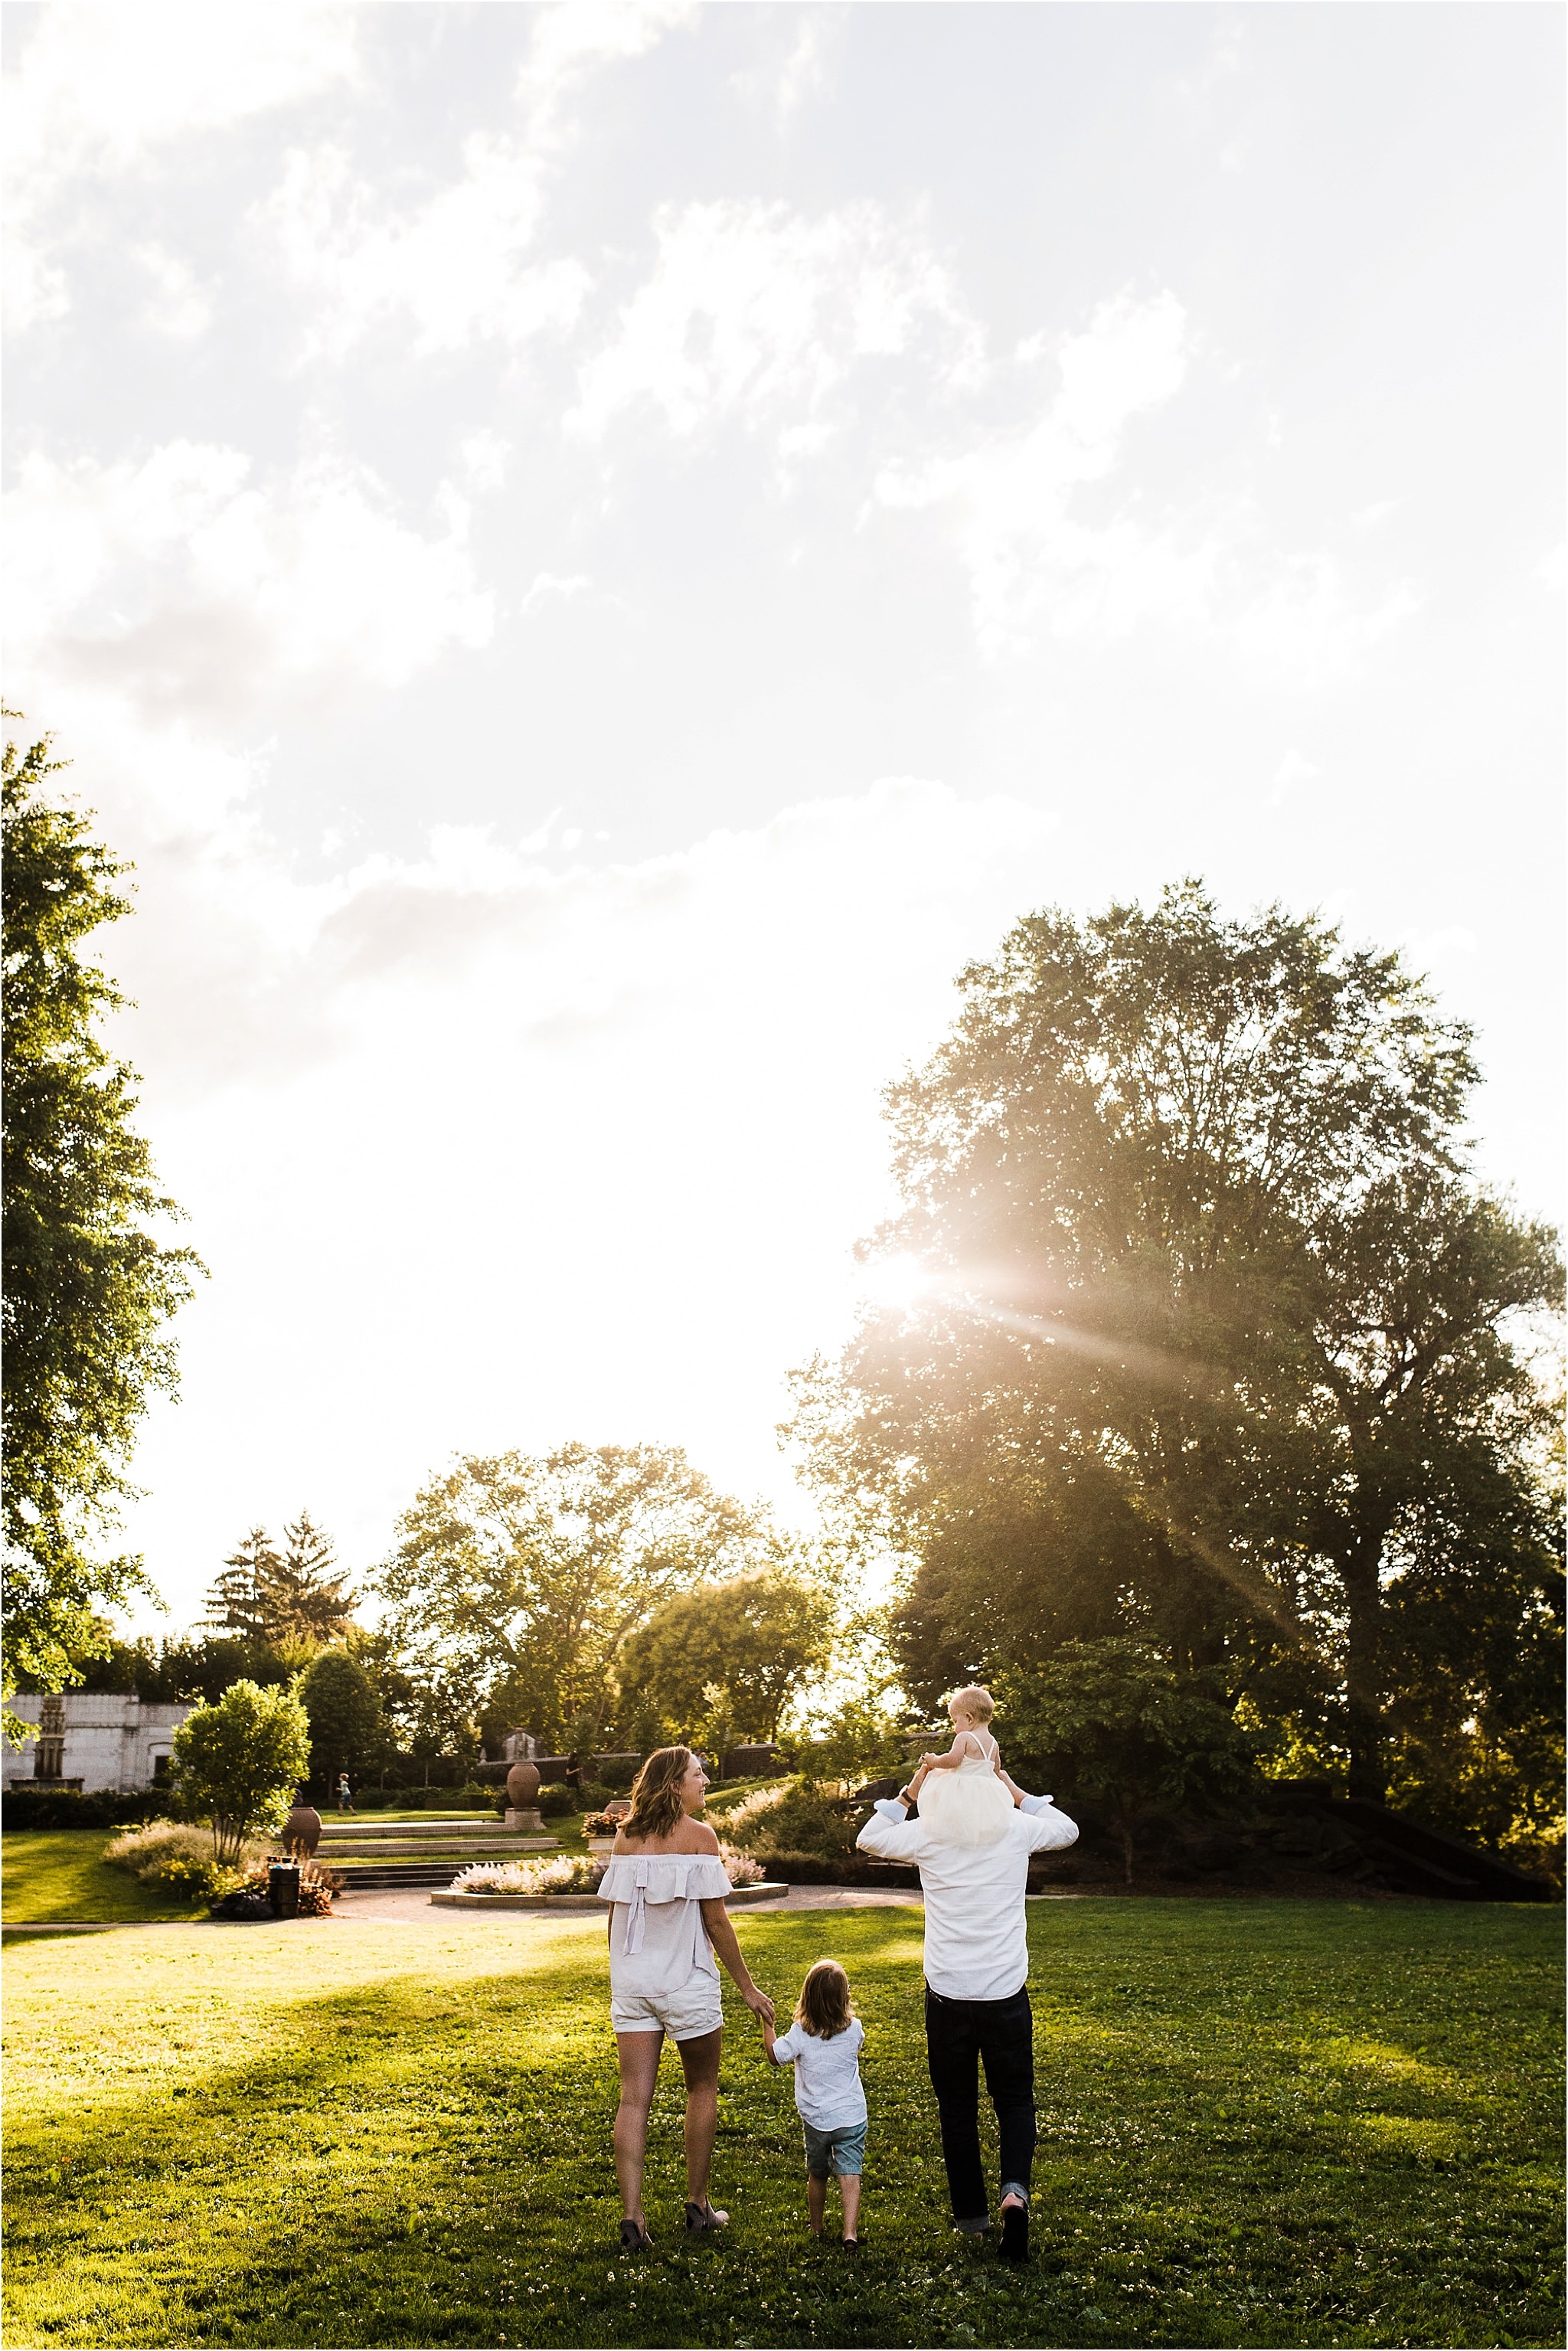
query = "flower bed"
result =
(449, 1842, 765, 1898)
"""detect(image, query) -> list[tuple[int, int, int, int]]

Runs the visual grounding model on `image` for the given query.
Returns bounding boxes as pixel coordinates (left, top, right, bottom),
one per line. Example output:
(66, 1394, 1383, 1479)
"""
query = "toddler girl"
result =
(763, 1958, 867, 2248)
(902, 1684, 1023, 1849)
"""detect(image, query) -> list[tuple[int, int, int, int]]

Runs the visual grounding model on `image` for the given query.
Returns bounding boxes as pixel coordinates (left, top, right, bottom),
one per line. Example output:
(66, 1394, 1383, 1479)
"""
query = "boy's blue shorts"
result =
(802, 2119, 867, 2177)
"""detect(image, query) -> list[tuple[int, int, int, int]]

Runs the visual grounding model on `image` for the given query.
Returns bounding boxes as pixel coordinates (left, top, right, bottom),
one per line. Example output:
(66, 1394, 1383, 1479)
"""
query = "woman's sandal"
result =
(684, 2200, 730, 2233)
(619, 2218, 654, 2255)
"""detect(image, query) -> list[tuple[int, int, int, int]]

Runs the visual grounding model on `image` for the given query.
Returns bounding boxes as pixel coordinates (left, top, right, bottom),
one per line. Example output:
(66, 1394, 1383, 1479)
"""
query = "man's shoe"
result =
(999, 2201, 1029, 2263)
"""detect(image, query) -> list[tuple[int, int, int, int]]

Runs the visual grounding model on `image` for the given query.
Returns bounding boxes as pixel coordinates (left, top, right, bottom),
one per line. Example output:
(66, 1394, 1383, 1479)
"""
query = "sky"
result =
(4, 1, 1563, 1640)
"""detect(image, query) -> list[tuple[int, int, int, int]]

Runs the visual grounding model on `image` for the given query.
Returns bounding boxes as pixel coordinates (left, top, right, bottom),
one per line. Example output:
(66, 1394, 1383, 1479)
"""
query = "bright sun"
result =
(861, 1251, 936, 1313)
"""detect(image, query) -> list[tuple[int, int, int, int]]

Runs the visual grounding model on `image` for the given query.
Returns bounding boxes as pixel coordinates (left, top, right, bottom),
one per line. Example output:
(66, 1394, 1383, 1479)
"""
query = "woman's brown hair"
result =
(795, 1957, 854, 2039)
(623, 1745, 695, 1843)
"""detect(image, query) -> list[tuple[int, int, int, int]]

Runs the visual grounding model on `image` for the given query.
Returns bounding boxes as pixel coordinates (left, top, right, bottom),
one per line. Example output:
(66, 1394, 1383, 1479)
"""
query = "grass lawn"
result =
(1, 1831, 205, 1924)
(3, 1900, 1560, 2349)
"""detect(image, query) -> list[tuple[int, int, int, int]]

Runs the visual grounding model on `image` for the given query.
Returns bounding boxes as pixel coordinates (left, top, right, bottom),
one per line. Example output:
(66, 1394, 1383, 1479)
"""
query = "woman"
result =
(599, 1744, 774, 2252)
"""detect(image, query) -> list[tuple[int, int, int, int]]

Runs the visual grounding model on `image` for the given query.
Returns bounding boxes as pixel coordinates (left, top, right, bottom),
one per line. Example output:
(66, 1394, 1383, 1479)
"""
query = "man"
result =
(856, 1780, 1078, 2260)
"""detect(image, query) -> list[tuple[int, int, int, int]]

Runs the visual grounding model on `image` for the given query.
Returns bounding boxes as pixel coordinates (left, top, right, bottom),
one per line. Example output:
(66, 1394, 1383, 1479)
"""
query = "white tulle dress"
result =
(915, 1729, 1016, 1849)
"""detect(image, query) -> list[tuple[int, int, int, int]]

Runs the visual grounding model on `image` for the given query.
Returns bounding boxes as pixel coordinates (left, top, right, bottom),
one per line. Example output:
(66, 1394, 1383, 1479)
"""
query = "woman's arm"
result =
(701, 1898, 774, 2021)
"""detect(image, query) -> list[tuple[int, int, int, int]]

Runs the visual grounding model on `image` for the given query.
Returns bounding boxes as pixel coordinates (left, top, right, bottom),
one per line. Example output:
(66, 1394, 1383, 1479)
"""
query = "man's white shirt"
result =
(856, 1797, 1079, 2003)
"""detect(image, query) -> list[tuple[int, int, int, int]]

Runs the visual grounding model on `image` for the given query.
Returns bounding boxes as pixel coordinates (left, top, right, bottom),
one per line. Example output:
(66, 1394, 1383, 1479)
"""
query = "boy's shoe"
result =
(842, 2236, 861, 2252)
(999, 2202, 1029, 2264)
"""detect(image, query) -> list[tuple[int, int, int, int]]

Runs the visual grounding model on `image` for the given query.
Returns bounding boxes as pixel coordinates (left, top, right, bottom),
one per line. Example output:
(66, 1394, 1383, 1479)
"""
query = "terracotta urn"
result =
(505, 1760, 541, 1810)
(281, 1804, 322, 1859)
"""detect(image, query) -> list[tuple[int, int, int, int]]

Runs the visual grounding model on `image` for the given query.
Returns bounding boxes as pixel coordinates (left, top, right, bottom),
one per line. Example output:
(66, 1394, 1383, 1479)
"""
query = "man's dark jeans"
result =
(924, 1982, 1035, 2222)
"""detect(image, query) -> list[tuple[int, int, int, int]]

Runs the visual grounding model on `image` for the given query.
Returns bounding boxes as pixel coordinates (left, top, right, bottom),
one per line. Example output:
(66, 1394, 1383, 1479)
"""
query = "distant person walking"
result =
(857, 1704, 1078, 2263)
(336, 1772, 354, 1813)
(600, 1745, 773, 2252)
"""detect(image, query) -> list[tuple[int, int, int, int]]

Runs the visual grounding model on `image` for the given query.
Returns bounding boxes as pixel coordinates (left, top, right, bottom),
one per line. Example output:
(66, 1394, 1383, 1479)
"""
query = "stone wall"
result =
(2, 1693, 194, 1793)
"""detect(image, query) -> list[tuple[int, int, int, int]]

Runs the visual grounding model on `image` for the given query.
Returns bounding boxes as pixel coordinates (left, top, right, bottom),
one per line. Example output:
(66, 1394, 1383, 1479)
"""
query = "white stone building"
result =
(2, 1692, 193, 1794)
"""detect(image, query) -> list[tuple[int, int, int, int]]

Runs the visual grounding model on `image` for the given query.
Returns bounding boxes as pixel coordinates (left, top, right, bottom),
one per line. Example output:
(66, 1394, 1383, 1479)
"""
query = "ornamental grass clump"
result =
(104, 1819, 265, 1899)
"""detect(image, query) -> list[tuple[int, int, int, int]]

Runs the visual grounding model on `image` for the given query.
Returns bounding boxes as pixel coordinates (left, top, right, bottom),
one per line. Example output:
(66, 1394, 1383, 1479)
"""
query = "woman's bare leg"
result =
(613, 2030, 664, 2224)
(675, 2028, 724, 2210)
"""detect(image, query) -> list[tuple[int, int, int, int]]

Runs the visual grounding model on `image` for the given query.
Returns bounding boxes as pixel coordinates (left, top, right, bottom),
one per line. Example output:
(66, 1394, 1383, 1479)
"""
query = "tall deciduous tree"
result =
(619, 1567, 834, 1744)
(792, 884, 1562, 1813)
(374, 1442, 784, 1751)
(299, 1648, 386, 1795)
(2, 723, 201, 1728)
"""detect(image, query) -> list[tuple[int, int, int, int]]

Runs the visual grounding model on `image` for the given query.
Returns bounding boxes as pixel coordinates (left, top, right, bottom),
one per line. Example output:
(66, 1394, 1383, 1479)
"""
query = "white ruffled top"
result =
(597, 1853, 735, 1997)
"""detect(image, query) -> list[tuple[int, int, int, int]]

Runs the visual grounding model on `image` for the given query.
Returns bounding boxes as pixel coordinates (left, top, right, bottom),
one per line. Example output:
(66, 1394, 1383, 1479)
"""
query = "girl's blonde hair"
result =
(624, 1746, 694, 1842)
(795, 1957, 854, 2039)
(949, 1684, 995, 1723)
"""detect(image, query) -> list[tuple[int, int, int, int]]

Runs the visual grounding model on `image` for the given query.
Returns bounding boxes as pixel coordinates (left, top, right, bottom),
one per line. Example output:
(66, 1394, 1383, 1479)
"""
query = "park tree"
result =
(203, 1527, 283, 1643)
(374, 1442, 784, 1751)
(619, 1565, 834, 1745)
(168, 1678, 312, 1864)
(299, 1648, 386, 1797)
(792, 884, 1563, 1813)
(2, 722, 201, 1730)
(201, 1512, 354, 1647)
(999, 1638, 1259, 1885)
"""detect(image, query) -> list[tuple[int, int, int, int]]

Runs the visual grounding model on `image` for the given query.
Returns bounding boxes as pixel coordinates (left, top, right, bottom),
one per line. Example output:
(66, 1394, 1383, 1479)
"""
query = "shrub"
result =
(169, 1679, 312, 1862)
(2, 1787, 165, 1832)
(720, 1777, 859, 1862)
(537, 1785, 575, 1820)
(104, 1819, 266, 1893)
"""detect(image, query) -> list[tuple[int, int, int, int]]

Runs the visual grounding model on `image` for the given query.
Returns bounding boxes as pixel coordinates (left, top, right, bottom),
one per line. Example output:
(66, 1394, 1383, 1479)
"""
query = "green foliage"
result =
(717, 1776, 860, 1864)
(4, 1905, 1561, 2347)
(203, 1512, 356, 1646)
(299, 1649, 387, 1796)
(1001, 1638, 1259, 1884)
(1, 721, 202, 1732)
(168, 1679, 312, 1863)
(374, 1441, 795, 1751)
(793, 881, 1564, 1823)
(619, 1568, 834, 1744)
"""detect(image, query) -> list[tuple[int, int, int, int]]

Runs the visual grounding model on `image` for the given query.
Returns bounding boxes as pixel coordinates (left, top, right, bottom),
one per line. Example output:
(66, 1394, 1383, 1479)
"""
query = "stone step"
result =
(318, 1839, 557, 1859)
(317, 1818, 499, 1838)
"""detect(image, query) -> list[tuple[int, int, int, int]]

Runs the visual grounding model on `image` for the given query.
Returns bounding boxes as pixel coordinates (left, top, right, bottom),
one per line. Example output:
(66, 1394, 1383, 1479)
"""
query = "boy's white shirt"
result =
(769, 2016, 867, 2130)
(858, 1797, 1079, 2002)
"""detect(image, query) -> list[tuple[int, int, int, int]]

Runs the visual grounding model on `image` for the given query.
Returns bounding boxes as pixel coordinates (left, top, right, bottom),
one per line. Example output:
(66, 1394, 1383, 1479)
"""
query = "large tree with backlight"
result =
(2, 721, 201, 1735)
(373, 1440, 798, 1752)
(792, 882, 1562, 1826)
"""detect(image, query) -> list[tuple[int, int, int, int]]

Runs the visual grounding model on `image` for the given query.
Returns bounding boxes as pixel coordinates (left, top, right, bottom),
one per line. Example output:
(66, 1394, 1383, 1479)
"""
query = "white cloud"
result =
(517, 0, 697, 138)
(3, 2, 358, 326)
(5, 441, 493, 709)
(1269, 748, 1321, 809)
(458, 431, 513, 492)
(134, 243, 214, 339)
(257, 138, 590, 361)
(879, 289, 1419, 678)
(572, 198, 982, 446)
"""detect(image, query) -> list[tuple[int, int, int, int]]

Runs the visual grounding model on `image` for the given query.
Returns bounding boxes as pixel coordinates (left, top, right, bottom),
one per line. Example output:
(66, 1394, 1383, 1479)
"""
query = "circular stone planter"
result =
(429, 1881, 788, 1911)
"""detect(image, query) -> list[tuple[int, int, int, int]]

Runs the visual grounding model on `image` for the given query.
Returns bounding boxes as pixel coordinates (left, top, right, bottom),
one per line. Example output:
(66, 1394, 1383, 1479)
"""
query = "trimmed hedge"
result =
(2, 1787, 166, 1832)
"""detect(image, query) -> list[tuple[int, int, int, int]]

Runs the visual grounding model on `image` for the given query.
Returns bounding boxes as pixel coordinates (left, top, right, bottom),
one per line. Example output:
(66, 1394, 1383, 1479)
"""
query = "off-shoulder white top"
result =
(597, 1853, 734, 1998)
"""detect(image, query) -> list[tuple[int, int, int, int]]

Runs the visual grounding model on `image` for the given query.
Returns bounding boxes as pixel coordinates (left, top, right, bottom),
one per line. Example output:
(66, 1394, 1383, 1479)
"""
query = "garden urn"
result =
(505, 1759, 544, 1833)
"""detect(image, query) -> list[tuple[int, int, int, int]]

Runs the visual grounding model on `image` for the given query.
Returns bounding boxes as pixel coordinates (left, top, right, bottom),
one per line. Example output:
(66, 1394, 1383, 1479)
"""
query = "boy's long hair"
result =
(624, 1746, 694, 1842)
(795, 1958, 854, 2039)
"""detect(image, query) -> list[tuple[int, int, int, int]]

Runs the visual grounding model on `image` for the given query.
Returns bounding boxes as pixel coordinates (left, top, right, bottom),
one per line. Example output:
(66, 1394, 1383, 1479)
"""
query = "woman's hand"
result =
(743, 1982, 776, 2025)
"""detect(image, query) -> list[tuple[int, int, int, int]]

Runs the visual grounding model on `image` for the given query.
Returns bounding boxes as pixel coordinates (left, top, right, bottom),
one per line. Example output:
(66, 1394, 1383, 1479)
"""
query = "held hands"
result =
(743, 1983, 776, 2025)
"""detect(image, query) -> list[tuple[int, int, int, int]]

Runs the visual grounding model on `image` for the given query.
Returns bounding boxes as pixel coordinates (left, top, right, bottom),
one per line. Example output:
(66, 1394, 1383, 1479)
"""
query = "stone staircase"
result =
(315, 1814, 558, 1890)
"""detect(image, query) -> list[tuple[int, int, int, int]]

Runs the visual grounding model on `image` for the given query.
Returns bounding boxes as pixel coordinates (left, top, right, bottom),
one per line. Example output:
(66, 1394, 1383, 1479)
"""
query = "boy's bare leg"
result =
(806, 2173, 827, 2234)
(840, 2173, 861, 2240)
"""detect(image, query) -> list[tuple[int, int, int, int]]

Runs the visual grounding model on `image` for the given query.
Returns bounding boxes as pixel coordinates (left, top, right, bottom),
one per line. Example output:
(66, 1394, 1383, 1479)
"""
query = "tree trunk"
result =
(1340, 1542, 1386, 1803)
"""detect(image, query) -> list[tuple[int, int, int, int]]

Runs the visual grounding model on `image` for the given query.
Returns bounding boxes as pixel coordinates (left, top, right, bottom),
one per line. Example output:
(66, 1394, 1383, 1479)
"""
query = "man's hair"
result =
(795, 1957, 854, 2039)
(949, 1684, 995, 1722)
(625, 1745, 694, 1841)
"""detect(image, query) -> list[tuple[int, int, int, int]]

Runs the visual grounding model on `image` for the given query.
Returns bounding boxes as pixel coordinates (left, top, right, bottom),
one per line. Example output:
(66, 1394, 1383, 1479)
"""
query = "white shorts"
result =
(610, 1974, 724, 2040)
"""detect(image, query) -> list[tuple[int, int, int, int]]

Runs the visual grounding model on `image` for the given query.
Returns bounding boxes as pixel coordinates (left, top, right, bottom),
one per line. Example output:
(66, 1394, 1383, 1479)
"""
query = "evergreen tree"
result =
(2, 720, 201, 1731)
(202, 1528, 283, 1643)
(271, 1509, 357, 1643)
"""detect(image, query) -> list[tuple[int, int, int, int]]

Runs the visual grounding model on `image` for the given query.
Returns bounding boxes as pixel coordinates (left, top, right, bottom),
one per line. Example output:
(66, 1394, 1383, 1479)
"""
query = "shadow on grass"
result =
(3, 1904, 1563, 2349)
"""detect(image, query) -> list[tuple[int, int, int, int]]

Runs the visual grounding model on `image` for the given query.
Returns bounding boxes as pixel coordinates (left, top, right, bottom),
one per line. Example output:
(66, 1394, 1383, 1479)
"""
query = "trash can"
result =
(268, 1861, 301, 1919)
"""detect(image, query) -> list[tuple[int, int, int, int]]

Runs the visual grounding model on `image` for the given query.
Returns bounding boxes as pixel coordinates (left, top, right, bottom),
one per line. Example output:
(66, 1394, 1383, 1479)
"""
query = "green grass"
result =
(2, 1831, 204, 1924)
(3, 1901, 1561, 2348)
